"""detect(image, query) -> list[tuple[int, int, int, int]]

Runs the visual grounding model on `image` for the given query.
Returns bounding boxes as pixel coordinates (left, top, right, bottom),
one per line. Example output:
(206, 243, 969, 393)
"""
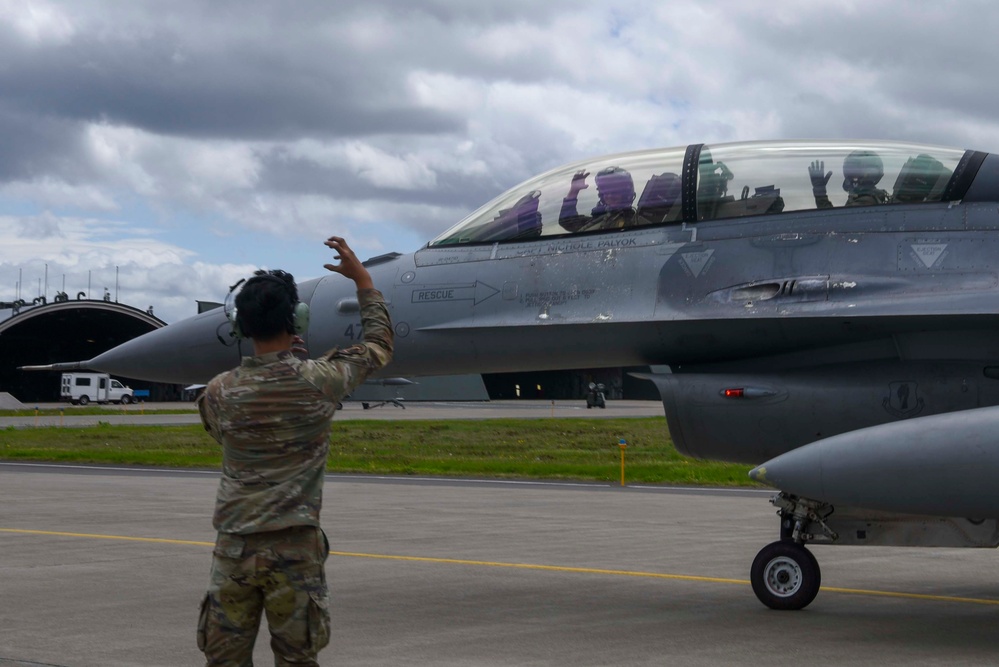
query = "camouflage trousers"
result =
(197, 525, 331, 667)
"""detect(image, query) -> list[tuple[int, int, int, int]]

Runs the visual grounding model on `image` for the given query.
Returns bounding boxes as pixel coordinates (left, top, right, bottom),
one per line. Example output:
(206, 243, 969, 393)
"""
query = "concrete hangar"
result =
(0, 297, 178, 404)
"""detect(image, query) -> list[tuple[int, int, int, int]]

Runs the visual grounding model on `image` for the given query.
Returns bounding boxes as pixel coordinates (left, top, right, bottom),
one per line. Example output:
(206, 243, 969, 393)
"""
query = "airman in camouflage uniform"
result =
(196, 236, 393, 667)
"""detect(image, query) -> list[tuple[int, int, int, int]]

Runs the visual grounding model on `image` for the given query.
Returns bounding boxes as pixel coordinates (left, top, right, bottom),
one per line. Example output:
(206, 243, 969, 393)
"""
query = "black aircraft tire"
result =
(750, 541, 821, 610)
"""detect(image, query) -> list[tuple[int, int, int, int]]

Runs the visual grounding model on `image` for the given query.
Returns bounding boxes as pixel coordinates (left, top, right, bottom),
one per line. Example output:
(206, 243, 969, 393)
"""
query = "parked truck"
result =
(60, 373, 135, 405)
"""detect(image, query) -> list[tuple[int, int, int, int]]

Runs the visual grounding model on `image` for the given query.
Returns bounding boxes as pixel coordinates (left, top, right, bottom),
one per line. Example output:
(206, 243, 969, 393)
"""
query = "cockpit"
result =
(429, 140, 982, 247)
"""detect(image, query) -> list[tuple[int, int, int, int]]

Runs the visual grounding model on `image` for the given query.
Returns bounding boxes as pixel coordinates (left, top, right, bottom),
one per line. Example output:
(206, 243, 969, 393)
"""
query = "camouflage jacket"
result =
(198, 288, 393, 534)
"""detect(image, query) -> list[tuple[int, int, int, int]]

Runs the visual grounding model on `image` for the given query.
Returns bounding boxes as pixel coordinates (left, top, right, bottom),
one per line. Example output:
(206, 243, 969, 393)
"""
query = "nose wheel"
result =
(750, 540, 821, 610)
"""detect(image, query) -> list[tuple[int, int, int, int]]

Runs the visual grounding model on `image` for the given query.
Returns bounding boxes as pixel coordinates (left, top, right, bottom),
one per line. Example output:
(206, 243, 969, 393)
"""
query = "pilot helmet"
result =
(842, 150, 884, 191)
(595, 166, 635, 206)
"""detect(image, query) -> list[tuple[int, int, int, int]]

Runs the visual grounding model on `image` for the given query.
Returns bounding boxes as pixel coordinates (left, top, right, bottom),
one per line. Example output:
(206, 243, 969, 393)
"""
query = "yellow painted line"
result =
(0, 528, 213, 548)
(330, 550, 748, 585)
(4, 528, 999, 606)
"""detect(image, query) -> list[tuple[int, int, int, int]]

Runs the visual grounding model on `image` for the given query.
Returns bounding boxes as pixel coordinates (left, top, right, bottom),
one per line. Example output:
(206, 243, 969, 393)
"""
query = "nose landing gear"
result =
(750, 493, 836, 610)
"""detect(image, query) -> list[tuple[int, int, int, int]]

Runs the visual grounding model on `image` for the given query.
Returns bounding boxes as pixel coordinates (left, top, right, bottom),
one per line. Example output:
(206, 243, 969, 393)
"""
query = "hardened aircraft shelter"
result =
(0, 299, 168, 403)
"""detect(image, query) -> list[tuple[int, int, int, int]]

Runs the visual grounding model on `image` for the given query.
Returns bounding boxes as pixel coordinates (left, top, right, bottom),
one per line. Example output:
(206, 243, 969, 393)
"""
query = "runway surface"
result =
(0, 399, 665, 428)
(2, 462, 998, 666)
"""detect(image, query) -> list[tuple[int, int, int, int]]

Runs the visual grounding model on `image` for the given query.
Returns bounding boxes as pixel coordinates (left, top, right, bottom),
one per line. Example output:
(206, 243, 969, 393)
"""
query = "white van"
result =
(60, 373, 135, 405)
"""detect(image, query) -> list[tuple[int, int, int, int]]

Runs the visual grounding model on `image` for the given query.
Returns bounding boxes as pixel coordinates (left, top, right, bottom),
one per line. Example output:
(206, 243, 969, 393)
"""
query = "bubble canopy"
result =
(429, 140, 976, 247)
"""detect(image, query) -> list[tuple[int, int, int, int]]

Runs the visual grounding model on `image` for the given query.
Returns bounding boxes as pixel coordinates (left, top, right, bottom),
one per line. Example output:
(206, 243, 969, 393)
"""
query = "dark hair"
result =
(235, 269, 298, 340)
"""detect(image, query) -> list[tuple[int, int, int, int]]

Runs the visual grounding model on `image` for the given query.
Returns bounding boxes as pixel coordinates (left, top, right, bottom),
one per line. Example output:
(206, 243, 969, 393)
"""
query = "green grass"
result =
(0, 418, 757, 486)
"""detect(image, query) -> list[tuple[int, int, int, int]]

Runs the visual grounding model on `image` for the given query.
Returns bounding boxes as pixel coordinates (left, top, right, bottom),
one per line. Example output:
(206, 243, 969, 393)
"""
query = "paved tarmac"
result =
(2, 463, 999, 666)
(0, 400, 665, 428)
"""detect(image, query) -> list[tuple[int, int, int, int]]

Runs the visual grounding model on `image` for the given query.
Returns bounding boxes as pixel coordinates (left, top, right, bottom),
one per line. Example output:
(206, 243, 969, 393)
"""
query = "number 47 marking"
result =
(343, 323, 363, 340)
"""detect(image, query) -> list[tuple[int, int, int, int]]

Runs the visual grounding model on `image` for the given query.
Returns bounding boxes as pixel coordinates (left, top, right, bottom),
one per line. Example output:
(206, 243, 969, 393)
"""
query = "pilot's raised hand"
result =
(324, 236, 374, 291)
(808, 160, 833, 195)
(566, 170, 590, 199)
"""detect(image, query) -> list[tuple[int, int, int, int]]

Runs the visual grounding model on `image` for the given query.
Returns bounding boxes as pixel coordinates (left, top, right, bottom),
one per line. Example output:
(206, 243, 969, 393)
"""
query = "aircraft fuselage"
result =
(66, 138, 999, 609)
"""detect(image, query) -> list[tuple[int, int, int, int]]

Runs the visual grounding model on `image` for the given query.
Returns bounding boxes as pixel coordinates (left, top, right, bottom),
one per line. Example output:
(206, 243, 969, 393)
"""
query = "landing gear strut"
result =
(750, 493, 836, 610)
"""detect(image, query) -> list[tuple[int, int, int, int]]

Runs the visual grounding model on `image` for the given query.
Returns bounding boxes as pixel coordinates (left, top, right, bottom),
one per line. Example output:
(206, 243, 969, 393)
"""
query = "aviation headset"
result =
(225, 271, 310, 340)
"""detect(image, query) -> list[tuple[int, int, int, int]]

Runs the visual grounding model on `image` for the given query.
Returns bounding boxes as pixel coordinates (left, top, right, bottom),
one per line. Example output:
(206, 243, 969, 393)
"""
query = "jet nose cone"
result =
(747, 446, 826, 496)
(748, 464, 773, 486)
(89, 308, 244, 384)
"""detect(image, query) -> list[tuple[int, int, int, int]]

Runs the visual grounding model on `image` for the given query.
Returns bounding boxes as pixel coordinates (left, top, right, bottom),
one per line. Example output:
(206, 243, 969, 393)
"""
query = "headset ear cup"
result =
(229, 308, 245, 339)
(293, 302, 310, 335)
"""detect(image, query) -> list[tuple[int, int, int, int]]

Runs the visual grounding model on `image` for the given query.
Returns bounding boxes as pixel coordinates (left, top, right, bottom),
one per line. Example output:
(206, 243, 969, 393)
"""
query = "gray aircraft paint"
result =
(27, 139, 999, 609)
(749, 405, 999, 518)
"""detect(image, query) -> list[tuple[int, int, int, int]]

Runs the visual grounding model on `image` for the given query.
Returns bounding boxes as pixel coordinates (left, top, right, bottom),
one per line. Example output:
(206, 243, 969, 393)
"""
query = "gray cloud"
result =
(0, 27, 462, 142)
(0, 106, 87, 182)
(258, 150, 499, 211)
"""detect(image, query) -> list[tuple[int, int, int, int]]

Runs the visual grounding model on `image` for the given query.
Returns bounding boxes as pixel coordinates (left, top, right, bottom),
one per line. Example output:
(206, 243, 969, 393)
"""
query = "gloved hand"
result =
(808, 160, 833, 196)
(566, 170, 590, 199)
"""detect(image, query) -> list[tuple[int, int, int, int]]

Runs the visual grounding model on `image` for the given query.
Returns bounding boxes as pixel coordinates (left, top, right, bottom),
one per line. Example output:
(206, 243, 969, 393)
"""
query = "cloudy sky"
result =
(3, 0, 999, 322)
